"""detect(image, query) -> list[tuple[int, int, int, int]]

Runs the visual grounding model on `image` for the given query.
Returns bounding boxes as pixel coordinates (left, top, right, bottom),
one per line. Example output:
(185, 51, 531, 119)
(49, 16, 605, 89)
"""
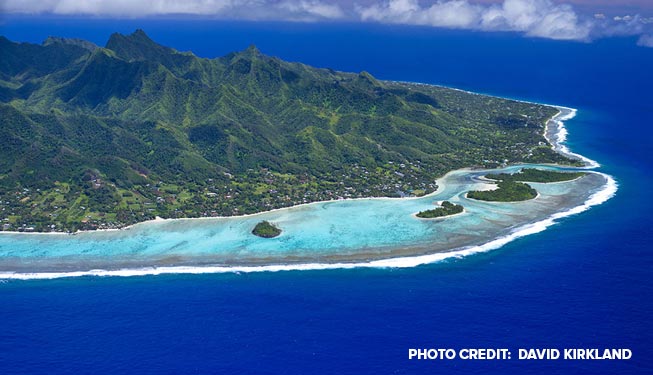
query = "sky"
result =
(1, 0, 652, 47)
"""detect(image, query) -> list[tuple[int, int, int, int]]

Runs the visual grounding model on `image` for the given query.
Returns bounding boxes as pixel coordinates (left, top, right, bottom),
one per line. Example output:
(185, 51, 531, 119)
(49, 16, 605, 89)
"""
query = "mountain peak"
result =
(357, 71, 382, 87)
(106, 29, 157, 50)
(43, 36, 98, 52)
(130, 29, 153, 42)
(241, 44, 263, 58)
(103, 29, 196, 75)
(105, 29, 173, 63)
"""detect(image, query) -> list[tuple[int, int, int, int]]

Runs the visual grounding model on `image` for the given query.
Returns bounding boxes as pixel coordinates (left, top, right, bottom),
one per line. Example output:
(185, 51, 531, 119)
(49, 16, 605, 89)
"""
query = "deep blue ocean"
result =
(1, 19, 652, 374)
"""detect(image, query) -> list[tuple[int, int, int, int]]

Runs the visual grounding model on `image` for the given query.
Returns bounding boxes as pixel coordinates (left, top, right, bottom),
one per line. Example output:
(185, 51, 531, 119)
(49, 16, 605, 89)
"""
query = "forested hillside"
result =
(0, 30, 573, 231)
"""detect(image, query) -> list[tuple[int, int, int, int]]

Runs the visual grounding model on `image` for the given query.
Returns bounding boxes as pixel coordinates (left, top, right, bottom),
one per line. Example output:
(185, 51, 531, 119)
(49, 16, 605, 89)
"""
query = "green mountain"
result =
(0, 30, 572, 231)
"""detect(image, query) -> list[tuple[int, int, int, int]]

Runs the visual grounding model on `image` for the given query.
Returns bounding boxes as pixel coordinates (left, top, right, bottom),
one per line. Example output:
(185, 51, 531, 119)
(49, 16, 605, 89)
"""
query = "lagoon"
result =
(0, 162, 611, 277)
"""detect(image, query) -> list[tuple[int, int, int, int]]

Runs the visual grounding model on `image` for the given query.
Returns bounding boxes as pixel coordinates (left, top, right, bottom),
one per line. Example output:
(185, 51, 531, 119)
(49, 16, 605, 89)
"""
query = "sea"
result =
(1, 19, 652, 374)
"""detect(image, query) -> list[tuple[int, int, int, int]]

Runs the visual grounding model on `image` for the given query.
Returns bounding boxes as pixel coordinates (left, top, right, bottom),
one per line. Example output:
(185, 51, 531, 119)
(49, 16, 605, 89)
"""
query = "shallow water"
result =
(0, 164, 608, 273)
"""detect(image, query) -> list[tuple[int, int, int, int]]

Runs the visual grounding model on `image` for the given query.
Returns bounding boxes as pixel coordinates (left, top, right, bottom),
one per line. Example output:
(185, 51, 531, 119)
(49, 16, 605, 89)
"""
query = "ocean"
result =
(1, 19, 652, 374)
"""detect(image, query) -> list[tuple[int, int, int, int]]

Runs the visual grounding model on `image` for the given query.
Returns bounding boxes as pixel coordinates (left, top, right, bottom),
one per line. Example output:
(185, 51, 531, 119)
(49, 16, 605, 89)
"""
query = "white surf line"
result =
(546, 108, 601, 169)
(0, 172, 617, 280)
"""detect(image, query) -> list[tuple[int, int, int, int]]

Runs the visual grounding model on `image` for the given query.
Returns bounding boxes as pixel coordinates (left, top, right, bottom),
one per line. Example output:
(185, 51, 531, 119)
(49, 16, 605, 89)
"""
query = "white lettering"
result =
(518, 348, 560, 359)
(408, 348, 456, 360)
(460, 348, 510, 360)
(564, 348, 632, 360)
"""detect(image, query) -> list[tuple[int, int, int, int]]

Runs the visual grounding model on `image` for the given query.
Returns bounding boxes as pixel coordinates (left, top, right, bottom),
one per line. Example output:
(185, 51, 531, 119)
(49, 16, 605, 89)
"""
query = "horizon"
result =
(2, 0, 653, 47)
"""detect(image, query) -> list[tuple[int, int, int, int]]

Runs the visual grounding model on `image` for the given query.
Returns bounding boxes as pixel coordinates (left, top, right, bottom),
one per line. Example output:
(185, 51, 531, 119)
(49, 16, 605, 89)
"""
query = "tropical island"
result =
(466, 168, 586, 202)
(0, 30, 580, 232)
(485, 168, 586, 183)
(467, 181, 538, 202)
(252, 221, 282, 238)
(415, 201, 464, 219)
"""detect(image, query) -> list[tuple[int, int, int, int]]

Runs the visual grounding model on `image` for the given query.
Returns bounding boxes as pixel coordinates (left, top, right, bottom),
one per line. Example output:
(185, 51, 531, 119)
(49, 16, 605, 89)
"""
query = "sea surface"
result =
(1, 19, 652, 374)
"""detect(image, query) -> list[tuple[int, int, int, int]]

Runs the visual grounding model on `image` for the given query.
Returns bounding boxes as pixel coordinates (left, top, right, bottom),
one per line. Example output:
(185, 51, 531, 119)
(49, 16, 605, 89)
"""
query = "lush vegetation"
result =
(0, 30, 577, 232)
(416, 201, 464, 218)
(252, 220, 281, 238)
(486, 168, 586, 183)
(467, 181, 538, 202)
(466, 168, 585, 203)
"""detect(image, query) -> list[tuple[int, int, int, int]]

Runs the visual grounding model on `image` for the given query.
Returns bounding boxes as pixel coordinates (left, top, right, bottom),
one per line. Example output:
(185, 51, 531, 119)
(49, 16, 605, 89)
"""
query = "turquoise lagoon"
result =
(0, 164, 612, 277)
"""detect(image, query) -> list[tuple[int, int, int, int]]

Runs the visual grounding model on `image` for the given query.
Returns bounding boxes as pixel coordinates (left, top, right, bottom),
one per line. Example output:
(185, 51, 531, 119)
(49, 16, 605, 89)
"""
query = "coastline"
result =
(0, 170, 449, 236)
(0, 85, 618, 279)
(412, 208, 466, 220)
(395, 81, 601, 168)
(0, 82, 585, 237)
(0, 172, 617, 281)
(0, 85, 582, 237)
(0, 170, 614, 279)
(464, 191, 541, 203)
(544, 107, 601, 169)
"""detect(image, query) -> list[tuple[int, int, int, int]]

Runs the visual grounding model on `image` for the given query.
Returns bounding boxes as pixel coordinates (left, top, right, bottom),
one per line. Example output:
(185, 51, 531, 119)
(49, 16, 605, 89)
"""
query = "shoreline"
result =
(412, 208, 466, 221)
(0, 170, 612, 279)
(1, 83, 585, 236)
(1, 170, 450, 236)
(544, 107, 601, 169)
(392, 79, 576, 117)
(396, 80, 599, 168)
(0, 172, 617, 281)
(464, 191, 541, 203)
(0, 84, 618, 279)
(0, 85, 584, 236)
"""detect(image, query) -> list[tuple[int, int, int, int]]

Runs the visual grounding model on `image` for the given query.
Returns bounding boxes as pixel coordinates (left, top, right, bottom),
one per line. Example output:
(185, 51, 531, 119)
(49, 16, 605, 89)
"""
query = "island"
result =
(0, 30, 580, 232)
(466, 168, 587, 202)
(252, 221, 282, 238)
(416, 201, 464, 219)
(485, 168, 586, 183)
(467, 181, 538, 202)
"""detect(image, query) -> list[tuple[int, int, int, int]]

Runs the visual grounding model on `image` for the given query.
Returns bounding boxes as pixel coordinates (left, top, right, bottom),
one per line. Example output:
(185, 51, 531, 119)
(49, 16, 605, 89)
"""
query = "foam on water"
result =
(548, 108, 601, 169)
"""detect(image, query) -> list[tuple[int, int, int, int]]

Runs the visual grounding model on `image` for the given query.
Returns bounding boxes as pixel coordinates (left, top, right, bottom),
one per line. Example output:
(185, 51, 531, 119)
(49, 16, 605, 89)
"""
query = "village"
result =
(0, 160, 441, 233)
